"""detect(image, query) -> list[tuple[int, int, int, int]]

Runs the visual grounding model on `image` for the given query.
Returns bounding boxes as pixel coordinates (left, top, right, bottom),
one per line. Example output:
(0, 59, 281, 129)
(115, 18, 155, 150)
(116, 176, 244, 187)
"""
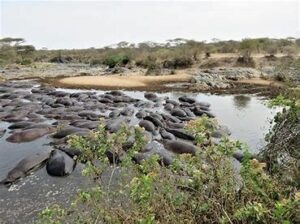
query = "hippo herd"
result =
(0, 80, 233, 186)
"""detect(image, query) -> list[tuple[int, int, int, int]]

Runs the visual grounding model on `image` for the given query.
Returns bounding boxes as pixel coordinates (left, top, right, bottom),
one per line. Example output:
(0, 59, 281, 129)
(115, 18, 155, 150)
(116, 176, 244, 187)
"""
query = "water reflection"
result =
(233, 95, 251, 110)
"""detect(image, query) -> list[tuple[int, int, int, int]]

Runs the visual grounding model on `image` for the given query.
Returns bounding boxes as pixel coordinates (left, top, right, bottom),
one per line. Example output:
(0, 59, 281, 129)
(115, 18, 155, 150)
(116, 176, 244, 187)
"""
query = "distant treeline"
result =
(0, 37, 299, 68)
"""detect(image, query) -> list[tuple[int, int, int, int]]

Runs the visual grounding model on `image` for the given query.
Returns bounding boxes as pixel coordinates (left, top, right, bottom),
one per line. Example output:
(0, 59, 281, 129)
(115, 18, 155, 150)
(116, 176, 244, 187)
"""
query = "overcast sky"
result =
(1, 0, 299, 49)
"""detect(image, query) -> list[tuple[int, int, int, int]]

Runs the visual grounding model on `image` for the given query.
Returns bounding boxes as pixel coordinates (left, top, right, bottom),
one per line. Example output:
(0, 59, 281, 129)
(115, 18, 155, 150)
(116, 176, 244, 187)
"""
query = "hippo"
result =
(144, 92, 158, 101)
(105, 117, 130, 133)
(139, 120, 156, 133)
(120, 107, 134, 116)
(165, 121, 184, 129)
(164, 103, 174, 111)
(46, 150, 75, 176)
(78, 111, 102, 121)
(144, 115, 164, 128)
(178, 96, 196, 104)
(211, 125, 231, 138)
(182, 107, 195, 117)
(48, 91, 69, 98)
(109, 110, 121, 118)
(232, 152, 257, 163)
(98, 97, 113, 104)
(113, 96, 133, 103)
(165, 128, 195, 141)
(161, 113, 182, 123)
(192, 107, 215, 118)
(136, 110, 148, 119)
(134, 141, 174, 166)
(52, 126, 89, 139)
(24, 124, 54, 130)
(108, 90, 124, 96)
(6, 127, 55, 143)
(163, 140, 198, 155)
(70, 120, 98, 130)
(0, 129, 6, 138)
(166, 99, 179, 106)
(55, 98, 74, 106)
(105, 150, 121, 164)
(0, 151, 51, 185)
(3, 112, 29, 122)
(56, 145, 82, 158)
(171, 108, 187, 117)
(8, 121, 35, 130)
(159, 128, 176, 140)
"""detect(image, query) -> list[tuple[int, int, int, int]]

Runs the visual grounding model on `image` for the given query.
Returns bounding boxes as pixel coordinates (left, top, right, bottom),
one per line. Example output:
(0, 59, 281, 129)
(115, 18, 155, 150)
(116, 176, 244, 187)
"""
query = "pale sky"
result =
(1, 0, 299, 49)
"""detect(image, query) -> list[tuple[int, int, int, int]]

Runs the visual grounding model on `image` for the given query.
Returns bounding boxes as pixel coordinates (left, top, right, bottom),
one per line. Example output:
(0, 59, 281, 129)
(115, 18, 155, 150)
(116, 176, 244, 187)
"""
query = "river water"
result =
(0, 86, 281, 223)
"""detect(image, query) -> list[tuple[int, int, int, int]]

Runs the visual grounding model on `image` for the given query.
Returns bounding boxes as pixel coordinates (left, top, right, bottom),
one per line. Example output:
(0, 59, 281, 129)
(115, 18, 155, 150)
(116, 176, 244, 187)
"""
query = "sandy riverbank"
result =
(58, 72, 192, 90)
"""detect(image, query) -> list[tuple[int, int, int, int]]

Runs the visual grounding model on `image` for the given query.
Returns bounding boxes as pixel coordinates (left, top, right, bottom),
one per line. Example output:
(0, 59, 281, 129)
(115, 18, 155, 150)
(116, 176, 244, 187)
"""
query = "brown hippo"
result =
(163, 139, 198, 155)
(6, 127, 55, 143)
(0, 151, 51, 185)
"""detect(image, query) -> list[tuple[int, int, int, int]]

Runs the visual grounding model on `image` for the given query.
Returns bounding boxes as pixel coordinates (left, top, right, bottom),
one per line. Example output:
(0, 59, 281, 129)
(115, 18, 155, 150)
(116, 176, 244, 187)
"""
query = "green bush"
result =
(103, 55, 130, 68)
(37, 117, 299, 224)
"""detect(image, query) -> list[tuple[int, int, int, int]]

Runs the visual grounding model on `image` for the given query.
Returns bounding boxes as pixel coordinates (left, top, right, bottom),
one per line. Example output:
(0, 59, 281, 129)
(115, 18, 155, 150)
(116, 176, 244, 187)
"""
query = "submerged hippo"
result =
(0, 151, 51, 185)
(46, 150, 75, 176)
(0, 129, 6, 138)
(6, 127, 55, 143)
(105, 117, 130, 133)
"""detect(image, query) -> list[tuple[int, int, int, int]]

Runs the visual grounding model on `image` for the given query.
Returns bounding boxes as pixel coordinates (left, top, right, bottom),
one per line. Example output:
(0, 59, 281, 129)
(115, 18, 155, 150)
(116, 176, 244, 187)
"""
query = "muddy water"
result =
(56, 88, 280, 151)
(0, 87, 281, 223)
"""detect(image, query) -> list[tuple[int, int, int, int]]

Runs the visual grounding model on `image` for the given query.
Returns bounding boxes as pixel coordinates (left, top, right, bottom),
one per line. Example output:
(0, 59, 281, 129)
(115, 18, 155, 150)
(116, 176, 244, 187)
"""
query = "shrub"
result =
(89, 59, 102, 66)
(20, 58, 32, 65)
(163, 56, 193, 69)
(38, 117, 299, 224)
(103, 55, 130, 68)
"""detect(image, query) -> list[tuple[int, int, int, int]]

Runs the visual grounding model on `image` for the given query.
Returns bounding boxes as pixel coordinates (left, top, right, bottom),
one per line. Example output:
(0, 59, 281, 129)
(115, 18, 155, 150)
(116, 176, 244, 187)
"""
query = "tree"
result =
(239, 39, 257, 58)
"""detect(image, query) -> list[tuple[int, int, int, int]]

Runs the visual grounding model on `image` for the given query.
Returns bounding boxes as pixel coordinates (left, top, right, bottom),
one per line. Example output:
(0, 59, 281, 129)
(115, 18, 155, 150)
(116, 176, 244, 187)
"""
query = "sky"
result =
(1, 0, 299, 49)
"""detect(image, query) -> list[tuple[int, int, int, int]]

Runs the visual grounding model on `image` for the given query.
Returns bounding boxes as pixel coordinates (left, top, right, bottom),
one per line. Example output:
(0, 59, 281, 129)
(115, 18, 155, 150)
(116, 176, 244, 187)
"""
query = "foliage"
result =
(272, 58, 300, 84)
(262, 95, 300, 189)
(38, 117, 299, 224)
(103, 55, 130, 68)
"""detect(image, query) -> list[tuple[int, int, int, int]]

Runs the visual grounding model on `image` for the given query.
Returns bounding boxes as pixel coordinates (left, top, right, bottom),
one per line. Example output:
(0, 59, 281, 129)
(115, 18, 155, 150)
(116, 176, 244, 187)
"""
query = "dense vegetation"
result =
(1, 37, 300, 69)
(37, 115, 299, 224)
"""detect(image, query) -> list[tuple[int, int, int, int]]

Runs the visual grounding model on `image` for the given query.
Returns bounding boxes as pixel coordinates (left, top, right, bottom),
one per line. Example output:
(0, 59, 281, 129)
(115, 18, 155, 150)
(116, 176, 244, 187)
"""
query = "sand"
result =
(236, 78, 284, 87)
(58, 72, 192, 89)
